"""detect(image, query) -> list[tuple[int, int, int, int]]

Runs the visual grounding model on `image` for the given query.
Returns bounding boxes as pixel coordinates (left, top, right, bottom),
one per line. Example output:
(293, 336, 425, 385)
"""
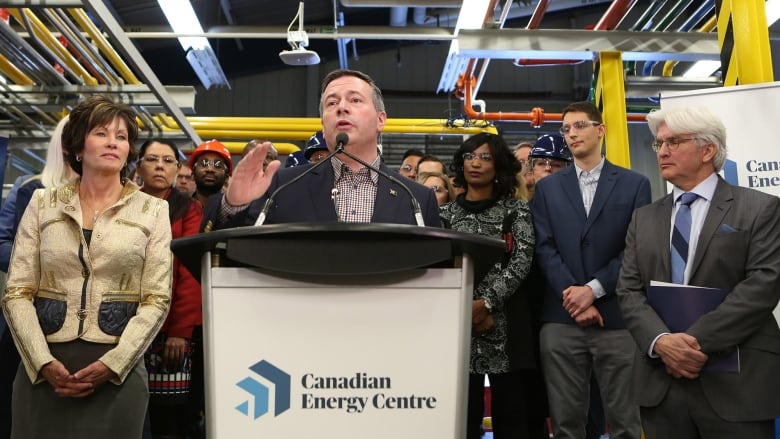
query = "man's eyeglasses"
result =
(194, 159, 227, 170)
(400, 164, 415, 172)
(463, 152, 493, 163)
(651, 136, 699, 152)
(532, 158, 570, 171)
(559, 120, 601, 136)
(141, 155, 179, 167)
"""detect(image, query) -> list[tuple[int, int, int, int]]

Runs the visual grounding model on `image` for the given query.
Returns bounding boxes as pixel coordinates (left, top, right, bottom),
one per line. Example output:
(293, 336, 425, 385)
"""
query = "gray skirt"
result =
(11, 340, 149, 439)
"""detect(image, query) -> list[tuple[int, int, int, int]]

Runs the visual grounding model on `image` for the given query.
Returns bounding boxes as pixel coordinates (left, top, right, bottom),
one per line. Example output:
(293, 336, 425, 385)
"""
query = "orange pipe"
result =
(460, 60, 646, 124)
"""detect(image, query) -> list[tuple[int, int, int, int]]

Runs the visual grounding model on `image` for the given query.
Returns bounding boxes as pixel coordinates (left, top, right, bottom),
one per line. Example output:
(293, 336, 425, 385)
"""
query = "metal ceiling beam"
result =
(0, 84, 197, 114)
(126, 25, 455, 41)
(454, 28, 720, 62)
(81, 0, 202, 144)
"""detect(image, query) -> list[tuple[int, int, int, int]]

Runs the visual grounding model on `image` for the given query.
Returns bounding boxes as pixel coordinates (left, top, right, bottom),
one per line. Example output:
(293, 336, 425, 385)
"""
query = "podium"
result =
(172, 223, 504, 439)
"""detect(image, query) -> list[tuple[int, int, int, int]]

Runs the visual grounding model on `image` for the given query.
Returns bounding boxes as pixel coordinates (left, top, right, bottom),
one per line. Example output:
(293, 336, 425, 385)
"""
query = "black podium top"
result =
(171, 223, 504, 279)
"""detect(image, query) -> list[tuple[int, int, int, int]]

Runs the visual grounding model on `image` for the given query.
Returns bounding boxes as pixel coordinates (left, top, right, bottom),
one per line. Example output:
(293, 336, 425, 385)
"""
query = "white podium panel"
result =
(203, 264, 472, 439)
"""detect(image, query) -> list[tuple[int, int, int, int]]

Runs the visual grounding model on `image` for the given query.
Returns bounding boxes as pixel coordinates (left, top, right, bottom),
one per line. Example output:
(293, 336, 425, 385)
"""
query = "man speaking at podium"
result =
(201, 69, 440, 229)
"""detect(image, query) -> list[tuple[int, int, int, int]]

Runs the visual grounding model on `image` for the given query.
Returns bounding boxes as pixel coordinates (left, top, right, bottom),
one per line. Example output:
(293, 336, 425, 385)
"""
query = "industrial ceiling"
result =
(0, 0, 775, 176)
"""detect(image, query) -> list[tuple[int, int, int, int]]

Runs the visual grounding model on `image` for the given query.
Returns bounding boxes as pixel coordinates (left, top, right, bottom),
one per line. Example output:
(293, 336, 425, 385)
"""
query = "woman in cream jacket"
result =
(2, 95, 172, 439)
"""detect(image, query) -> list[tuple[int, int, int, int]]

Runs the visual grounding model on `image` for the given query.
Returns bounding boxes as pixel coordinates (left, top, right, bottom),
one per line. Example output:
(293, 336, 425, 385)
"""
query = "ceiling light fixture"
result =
(157, 0, 230, 89)
(279, 2, 321, 66)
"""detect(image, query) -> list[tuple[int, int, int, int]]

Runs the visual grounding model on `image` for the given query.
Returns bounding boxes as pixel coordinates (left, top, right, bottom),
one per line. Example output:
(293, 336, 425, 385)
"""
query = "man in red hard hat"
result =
(190, 139, 232, 207)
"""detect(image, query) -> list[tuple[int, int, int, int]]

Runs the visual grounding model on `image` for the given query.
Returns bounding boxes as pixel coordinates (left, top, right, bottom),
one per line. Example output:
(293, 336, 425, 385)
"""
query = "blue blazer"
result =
(202, 160, 441, 229)
(530, 159, 651, 329)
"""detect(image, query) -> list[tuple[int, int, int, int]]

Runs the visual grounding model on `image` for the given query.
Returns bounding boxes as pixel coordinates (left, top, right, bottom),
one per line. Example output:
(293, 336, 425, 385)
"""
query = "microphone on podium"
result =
(334, 133, 426, 227)
(254, 142, 341, 226)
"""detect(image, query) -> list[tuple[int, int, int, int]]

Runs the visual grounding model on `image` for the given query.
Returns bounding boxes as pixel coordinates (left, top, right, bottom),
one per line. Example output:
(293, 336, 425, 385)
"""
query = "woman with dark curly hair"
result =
(441, 132, 536, 439)
(2, 95, 172, 439)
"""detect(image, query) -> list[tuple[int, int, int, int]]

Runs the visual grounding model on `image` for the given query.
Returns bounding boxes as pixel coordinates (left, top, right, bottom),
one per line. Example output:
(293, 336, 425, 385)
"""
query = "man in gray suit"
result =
(617, 106, 780, 438)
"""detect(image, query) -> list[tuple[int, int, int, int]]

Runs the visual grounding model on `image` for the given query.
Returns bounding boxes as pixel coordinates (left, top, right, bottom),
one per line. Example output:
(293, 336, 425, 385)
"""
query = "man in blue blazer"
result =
(617, 106, 780, 438)
(531, 101, 650, 439)
(201, 69, 439, 229)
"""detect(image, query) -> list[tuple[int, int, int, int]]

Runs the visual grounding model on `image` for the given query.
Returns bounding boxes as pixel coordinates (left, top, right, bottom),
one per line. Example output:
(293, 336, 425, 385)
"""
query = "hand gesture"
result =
(225, 141, 281, 206)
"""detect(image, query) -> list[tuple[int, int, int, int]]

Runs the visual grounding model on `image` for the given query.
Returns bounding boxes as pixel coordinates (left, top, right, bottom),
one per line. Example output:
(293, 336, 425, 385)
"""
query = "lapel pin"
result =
(389, 189, 398, 197)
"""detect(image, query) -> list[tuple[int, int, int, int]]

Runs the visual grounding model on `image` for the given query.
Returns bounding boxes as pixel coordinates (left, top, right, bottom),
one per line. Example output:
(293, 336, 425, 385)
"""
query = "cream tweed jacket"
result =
(2, 180, 172, 384)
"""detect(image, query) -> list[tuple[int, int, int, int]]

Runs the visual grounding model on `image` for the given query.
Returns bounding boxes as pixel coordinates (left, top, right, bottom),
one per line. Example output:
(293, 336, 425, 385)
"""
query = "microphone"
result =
(254, 144, 340, 226)
(334, 132, 426, 227)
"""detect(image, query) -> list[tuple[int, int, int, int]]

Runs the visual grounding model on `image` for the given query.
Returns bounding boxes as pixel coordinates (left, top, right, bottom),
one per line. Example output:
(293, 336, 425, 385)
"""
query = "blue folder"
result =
(648, 281, 740, 373)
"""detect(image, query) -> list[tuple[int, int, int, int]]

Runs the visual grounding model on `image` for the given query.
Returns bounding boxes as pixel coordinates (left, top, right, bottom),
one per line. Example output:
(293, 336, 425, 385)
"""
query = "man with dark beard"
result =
(189, 139, 233, 207)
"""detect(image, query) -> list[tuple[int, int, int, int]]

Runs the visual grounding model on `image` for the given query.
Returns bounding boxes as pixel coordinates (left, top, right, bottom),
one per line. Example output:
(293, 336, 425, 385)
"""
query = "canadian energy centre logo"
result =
(236, 359, 291, 420)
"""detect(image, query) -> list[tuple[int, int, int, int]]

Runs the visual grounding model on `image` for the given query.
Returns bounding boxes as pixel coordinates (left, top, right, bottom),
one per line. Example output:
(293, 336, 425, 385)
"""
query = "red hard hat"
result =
(190, 139, 233, 175)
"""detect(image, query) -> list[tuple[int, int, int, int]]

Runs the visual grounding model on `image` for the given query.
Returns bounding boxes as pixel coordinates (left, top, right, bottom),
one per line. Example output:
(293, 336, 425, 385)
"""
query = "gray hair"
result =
(646, 106, 727, 172)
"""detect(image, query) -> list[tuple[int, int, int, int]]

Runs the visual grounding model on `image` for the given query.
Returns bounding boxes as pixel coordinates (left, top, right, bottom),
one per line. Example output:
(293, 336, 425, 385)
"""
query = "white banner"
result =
(205, 267, 470, 439)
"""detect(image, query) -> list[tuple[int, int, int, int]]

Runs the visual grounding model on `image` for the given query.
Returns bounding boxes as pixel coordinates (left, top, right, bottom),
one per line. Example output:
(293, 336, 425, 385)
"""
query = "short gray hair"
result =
(646, 106, 727, 172)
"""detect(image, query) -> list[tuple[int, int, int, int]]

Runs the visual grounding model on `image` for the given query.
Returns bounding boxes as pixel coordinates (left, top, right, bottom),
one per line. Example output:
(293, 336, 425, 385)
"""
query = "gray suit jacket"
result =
(617, 176, 780, 422)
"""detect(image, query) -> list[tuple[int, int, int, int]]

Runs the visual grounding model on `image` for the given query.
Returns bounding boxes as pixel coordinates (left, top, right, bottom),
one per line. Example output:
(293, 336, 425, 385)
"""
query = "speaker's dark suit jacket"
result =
(531, 159, 652, 329)
(201, 160, 441, 229)
(617, 176, 780, 422)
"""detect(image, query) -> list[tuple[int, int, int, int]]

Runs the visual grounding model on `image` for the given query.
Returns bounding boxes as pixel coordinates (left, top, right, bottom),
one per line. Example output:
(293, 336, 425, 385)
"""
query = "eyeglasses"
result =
(532, 158, 570, 171)
(463, 152, 493, 162)
(560, 120, 601, 135)
(141, 155, 179, 167)
(400, 164, 415, 172)
(429, 185, 445, 193)
(651, 136, 699, 152)
(194, 159, 227, 170)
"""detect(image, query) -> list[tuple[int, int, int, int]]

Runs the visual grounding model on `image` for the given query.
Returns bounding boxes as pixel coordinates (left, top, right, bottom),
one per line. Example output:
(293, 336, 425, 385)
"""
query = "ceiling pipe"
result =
(8, 8, 98, 85)
(52, 8, 122, 85)
(641, 0, 696, 75)
(68, 8, 142, 85)
(412, 7, 428, 25)
(644, 0, 713, 76)
(459, 58, 648, 124)
(390, 7, 408, 27)
(663, 13, 716, 77)
(625, 0, 669, 75)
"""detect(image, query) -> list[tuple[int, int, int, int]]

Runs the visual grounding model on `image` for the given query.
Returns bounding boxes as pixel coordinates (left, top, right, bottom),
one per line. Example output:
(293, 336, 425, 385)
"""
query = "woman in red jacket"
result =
(137, 139, 203, 439)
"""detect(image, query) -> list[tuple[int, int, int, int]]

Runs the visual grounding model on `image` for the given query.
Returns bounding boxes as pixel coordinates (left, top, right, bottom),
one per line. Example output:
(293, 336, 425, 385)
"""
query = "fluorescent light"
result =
(682, 60, 721, 78)
(684, 1, 779, 78)
(454, 0, 491, 33)
(158, 0, 208, 51)
(157, 0, 228, 88)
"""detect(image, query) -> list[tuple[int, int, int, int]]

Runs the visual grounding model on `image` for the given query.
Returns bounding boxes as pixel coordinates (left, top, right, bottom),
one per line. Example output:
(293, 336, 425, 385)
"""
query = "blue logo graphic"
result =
(723, 159, 738, 185)
(236, 360, 291, 420)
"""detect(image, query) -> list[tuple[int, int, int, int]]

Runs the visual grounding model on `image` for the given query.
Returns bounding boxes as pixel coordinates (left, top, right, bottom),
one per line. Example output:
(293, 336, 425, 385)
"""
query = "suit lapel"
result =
(371, 163, 402, 223)
(688, 178, 733, 278)
(583, 160, 617, 234)
(559, 166, 588, 221)
(308, 163, 339, 221)
(655, 194, 674, 280)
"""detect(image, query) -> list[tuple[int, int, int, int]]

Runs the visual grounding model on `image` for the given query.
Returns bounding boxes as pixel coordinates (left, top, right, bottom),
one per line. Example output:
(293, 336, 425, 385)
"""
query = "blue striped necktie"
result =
(671, 192, 699, 284)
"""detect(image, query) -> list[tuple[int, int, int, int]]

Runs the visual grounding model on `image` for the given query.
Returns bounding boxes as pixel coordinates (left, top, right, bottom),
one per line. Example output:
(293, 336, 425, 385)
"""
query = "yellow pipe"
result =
(8, 8, 98, 85)
(0, 54, 34, 85)
(663, 16, 717, 77)
(185, 117, 471, 127)
(184, 126, 491, 140)
(67, 8, 141, 85)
